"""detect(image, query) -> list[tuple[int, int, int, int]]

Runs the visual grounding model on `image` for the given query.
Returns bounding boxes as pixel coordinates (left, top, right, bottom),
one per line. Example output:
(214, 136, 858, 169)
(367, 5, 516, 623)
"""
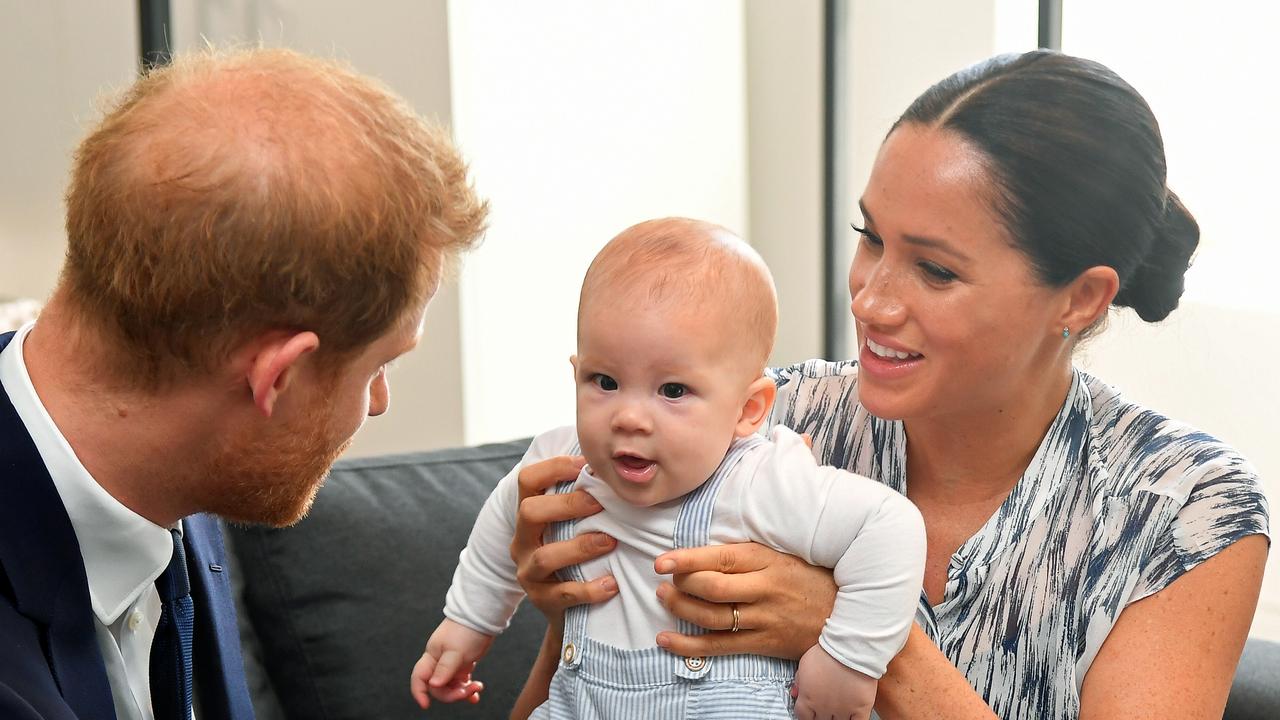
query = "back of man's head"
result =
(61, 48, 487, 388)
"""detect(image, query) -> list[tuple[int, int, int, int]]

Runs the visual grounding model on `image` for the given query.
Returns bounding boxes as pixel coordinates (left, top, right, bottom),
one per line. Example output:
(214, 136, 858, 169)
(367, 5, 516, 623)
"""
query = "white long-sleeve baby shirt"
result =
(443, 424, 926, 678)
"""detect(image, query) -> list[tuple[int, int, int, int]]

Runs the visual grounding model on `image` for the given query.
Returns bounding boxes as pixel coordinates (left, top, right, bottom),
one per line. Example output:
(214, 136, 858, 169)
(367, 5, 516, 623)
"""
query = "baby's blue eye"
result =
(659, 383, 687, 399)
(593, 374, 618, 391)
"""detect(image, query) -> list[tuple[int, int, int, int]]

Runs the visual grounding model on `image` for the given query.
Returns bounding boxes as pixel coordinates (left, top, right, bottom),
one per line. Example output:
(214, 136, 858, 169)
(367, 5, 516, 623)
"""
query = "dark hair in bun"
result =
(1113, 191, 1199, 321)
(895, 50, 1198, 323)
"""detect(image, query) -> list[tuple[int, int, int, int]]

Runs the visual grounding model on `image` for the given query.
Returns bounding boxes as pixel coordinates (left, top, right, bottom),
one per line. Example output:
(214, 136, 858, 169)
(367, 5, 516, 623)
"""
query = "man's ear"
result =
(734, 376, 777, 438)
(245, 331, 321, 418)
(1060, 265, 1119, 338)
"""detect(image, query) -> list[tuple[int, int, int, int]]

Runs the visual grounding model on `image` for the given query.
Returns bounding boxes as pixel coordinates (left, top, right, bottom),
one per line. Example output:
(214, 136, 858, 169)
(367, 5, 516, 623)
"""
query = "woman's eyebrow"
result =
(858, 200, 972, 264)
(902, 233, 972, 263)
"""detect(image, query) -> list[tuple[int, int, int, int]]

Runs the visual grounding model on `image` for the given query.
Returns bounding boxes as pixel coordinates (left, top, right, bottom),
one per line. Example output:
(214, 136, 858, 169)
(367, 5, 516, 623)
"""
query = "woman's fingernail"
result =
(584, 494, 602, 510)
(599, 577, 618, 593)
(655, 558, 674, 573)
(656, 633, 671, 648)
(655, 583, 671, 601)
(593, 533, 614, 549)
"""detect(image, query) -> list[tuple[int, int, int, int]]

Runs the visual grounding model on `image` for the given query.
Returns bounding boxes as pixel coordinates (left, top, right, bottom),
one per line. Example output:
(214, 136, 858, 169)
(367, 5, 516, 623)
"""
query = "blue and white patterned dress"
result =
(767, 360, 1270, 720)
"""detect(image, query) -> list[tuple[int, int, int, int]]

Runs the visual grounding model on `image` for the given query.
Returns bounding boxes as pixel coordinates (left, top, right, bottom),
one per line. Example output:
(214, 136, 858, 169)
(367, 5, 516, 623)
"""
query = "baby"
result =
(411, 218, 926, 718)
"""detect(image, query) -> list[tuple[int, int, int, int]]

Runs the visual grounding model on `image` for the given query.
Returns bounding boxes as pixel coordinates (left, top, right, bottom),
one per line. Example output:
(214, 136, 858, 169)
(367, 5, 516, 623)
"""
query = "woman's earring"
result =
(1062, 327, 1071, 339)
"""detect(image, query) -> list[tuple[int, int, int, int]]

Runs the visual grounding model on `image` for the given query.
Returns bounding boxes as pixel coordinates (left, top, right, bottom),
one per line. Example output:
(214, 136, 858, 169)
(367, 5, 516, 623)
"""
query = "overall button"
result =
(684, 656, 706, 671)
(562, 642, 576, 664)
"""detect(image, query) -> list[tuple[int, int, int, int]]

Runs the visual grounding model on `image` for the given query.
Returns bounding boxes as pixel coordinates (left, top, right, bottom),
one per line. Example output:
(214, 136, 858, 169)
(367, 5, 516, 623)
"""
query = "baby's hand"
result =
(792, 645, 877, 720)
(409, 618, 495, 709)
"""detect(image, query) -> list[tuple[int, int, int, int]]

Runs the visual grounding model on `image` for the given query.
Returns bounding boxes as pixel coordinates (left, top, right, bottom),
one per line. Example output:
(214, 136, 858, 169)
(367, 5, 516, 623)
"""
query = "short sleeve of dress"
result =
(765, 359, 860, 435)
(1130, 447, 1270, 603)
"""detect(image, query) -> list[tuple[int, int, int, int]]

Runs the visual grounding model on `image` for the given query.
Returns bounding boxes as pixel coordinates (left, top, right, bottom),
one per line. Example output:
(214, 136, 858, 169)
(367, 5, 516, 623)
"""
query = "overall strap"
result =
(671, 433, 768, 680)
(547, 442, 591, 670)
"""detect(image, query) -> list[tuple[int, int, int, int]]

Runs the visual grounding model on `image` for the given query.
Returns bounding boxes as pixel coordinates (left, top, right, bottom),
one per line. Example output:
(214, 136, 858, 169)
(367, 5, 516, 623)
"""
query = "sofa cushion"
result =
(225, 436, 1280, 719)
(1226, 637, 1280, 720)
(227, 438, 542, 720)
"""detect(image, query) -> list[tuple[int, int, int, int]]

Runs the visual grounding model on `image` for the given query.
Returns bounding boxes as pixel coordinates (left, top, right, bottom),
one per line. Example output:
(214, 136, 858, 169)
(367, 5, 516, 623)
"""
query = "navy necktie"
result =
(150, 528, 194, 720)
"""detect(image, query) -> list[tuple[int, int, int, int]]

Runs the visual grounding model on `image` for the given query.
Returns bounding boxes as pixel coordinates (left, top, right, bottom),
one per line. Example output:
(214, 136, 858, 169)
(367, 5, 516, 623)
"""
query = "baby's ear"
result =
(734, 376, 777, 438)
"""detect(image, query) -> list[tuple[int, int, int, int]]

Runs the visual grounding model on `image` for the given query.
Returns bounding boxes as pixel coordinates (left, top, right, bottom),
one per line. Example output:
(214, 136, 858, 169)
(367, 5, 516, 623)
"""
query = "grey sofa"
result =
(227, 439, 544, 720)
(224, 439, 1279, 720)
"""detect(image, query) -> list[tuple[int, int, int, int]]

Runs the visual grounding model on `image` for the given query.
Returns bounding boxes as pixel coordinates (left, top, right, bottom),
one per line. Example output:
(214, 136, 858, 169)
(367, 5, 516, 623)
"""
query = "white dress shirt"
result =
(0, 322, 185, 720)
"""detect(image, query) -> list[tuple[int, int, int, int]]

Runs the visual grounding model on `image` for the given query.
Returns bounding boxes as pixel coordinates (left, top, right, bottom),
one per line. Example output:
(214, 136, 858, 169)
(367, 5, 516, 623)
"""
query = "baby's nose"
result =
(611, 402, 653, 433)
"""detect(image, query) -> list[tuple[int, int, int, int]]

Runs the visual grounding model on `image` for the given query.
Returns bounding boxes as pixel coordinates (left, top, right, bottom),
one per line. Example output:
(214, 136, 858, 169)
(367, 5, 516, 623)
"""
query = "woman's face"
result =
(849, 124, 1069, 423)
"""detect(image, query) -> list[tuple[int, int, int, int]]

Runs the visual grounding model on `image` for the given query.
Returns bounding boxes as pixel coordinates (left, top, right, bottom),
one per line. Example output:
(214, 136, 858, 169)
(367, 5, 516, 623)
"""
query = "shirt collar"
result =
(0, 322, 173, 625)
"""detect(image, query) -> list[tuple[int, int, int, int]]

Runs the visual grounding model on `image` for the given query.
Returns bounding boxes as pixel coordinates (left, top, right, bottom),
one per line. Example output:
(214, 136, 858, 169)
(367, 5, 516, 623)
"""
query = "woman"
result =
(508, 51, 1270, 719)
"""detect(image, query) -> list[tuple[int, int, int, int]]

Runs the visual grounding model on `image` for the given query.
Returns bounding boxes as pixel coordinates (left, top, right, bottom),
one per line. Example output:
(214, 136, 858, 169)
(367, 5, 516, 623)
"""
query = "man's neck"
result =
(22, 308, 221, 526)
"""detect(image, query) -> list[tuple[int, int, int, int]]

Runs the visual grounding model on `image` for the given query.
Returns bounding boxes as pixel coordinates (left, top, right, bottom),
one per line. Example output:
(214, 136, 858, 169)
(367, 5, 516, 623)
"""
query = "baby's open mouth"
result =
(612, 454, 657, 483)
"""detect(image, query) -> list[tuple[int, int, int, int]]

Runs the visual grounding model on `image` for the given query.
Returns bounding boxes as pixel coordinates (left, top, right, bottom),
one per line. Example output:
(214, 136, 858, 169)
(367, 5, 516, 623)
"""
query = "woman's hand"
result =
(510, 455, 619, 625)
(651, 542, 837, 659)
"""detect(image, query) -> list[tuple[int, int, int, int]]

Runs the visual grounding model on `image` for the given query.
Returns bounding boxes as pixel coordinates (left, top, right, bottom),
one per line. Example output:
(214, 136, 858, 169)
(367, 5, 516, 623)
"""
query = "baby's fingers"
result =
(429, 678, 485, 704)
(409, 655, 435, 708)
(428, 649, 465, 688)
(462, 679, 485, 704)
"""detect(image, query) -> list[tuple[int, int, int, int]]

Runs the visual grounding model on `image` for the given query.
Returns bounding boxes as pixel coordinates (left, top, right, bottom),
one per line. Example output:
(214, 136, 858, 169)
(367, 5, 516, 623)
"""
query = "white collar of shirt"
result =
(0, 322, 174, 625)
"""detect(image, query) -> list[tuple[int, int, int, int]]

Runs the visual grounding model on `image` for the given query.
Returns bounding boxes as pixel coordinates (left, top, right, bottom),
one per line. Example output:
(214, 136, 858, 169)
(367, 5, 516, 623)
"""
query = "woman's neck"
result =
(903, 363, 1075, 504)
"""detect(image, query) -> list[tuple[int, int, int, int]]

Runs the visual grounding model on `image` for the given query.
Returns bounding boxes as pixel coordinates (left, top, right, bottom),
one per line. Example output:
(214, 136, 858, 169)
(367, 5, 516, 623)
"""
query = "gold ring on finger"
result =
(730, 603, 741, 633)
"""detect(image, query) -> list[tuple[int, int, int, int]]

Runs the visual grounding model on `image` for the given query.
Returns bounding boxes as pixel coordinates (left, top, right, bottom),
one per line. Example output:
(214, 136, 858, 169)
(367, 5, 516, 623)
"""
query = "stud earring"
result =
(1062, 327, 1071, 339)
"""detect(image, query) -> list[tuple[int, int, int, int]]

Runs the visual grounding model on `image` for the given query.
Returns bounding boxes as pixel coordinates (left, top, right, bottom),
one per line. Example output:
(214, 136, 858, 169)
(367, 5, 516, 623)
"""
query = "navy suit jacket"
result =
(0, 331, 255, 720)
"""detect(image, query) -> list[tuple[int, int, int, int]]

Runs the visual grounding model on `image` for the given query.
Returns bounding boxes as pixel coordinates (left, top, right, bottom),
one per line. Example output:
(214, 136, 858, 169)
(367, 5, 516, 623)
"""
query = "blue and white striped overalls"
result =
(531, 436, 797, 719)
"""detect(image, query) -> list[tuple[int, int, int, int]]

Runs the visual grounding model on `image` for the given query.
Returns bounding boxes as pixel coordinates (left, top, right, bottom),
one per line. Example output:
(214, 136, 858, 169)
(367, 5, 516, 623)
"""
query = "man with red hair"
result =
(0, 48, 486, 720)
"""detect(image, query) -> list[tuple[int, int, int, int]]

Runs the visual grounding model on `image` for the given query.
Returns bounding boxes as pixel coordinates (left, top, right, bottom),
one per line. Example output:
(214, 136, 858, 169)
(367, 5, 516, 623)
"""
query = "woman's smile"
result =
(866, 337, 922, 361)
(858, 339, 925, 380)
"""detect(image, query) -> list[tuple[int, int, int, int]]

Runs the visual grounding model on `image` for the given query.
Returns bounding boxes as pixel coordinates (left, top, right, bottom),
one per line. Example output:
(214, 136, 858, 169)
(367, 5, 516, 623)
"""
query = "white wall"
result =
(1062, 0, 1280, 314)
(448, 0, 750, 445)
(744, 0, 825, 367)
(0, 1, 136, 300)
(1060, 0, 1280, 640)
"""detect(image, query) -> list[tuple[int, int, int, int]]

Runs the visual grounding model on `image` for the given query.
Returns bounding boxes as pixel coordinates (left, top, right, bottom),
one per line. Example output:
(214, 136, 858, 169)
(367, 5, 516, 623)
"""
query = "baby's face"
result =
(573, 298, 754, 507)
